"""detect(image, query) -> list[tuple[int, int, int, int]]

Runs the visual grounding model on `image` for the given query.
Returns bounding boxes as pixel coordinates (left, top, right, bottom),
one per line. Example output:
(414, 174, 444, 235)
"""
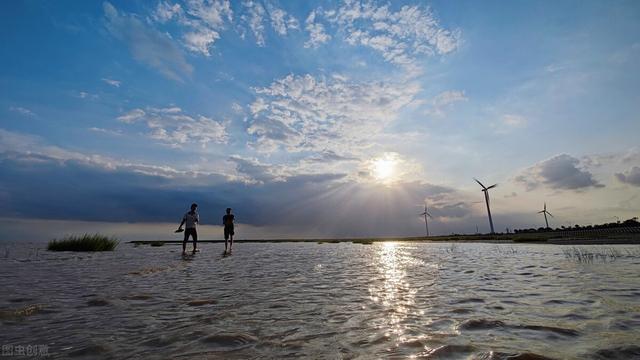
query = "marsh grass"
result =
(562, 247, 622, 263)
(492, 246, 518, 255)
(0, 304, 44, 320)
(48, 234, 119, 252)
(351, 239, 374, 245)
(624, 248, 640, 257)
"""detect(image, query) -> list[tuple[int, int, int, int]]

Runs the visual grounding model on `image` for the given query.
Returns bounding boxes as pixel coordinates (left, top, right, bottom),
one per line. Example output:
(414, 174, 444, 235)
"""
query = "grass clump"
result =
(351, 239, 374, 245)
(562, 247, 620, 263)
(48, 234, 119, 252)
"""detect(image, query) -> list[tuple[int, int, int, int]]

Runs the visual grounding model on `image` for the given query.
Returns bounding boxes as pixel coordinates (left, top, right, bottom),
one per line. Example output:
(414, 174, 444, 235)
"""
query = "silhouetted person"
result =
(223, 208, 235, 252)
(178, 203, 199, 255)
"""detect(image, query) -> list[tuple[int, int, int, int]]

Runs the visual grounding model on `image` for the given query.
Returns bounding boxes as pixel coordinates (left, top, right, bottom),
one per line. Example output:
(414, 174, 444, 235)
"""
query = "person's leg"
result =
(230, 227, 234, 250)
(224, 228, 229, 251)
(192, 229, 198, 253)
(183, 230, 188, 253)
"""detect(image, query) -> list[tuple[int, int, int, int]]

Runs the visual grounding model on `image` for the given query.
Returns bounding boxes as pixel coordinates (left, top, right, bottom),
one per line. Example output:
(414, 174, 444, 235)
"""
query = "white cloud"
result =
(0, 128, 225, 179)
(117, 108, 146, 123)
(183, 28, 220, 56)
(0, 128, 116, 169)
(491, 114, 527, 134)
(426, 90, 467, 116)
(104, 2, 193, 82)
(501, 114, 527, 127)
(9, 106, 36, 117)
(433, 90, 467, 107)
(88, 127, 123, 136)
(622, 147, 640, 164)
(118, 107, 227, 148)
(185, 0, 233, 29)
(241, 1, 267, 46)
(231, 102, 244, 114)
(101, 78, 121, 87)
(153, 0, 298, 52)
(153, 1, 183, 23)
(237, 1, 299, 46)
(267, 3, 299, 35)
(247, 73, 420, 155)
(76, 91, 99, 99)
(311, 1, 461, 71)
(151, 106, 182, 114)
(304, 10, 331, 48)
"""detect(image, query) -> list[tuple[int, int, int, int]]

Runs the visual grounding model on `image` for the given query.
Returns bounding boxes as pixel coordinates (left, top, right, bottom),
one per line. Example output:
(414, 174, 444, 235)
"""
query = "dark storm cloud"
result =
(514, 154, 603, 191)
(429, 202, 472, 219)
(0, 153, 469, 237)
(0, 153, 346, 225)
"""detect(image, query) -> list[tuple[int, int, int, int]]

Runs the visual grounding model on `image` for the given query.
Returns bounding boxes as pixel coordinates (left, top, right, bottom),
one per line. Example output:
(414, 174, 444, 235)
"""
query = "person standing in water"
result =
(178, 203, 199, 255)
(222, 208, 235, 252)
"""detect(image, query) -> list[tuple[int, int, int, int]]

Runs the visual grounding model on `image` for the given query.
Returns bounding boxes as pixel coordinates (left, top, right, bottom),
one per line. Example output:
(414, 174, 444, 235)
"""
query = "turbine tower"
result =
(538, 202, 554, 228)
(474, 178, 497, 234)
(419, 203, 432, 237)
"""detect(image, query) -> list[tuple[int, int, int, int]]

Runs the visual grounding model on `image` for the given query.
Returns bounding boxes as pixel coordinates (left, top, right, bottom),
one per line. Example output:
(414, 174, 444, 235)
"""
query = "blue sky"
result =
(1, 0, 639, 240)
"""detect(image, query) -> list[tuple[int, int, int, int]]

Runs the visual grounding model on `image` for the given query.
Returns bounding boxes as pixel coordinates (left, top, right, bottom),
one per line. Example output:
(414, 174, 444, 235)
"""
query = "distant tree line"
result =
(514, 217, 639, 234)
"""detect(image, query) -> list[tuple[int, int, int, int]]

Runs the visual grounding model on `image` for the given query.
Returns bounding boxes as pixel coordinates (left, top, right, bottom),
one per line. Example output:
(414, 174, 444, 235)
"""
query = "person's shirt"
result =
(183, 211, 199, 229)
(223, 214, 235, 227)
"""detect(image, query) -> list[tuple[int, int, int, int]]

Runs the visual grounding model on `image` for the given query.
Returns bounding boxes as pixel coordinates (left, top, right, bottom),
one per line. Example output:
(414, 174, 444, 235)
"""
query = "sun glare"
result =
(374, 159, 395, 180)
(371, 154, 399, 184)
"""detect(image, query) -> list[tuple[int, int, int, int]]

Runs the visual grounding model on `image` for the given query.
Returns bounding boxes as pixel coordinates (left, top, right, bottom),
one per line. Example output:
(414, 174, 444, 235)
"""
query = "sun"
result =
(373, 158, 396, 180)
(370, 154, 399, 184)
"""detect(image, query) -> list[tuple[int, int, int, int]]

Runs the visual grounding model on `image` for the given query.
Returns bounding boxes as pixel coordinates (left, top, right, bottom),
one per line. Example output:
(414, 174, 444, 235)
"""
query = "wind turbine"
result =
(474, 178, 497, 234)
(538, 202, 554, 229)
(419, 203, 432, 237)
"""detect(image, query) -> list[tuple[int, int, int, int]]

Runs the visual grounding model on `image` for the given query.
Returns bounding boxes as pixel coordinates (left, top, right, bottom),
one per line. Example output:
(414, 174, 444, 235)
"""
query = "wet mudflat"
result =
(1, 242, 639, 359)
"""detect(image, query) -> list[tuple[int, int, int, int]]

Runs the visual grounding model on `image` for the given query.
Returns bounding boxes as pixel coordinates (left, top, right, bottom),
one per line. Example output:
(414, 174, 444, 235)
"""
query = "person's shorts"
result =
(184, 228, 197, 241)
(224, 226, 234, 239)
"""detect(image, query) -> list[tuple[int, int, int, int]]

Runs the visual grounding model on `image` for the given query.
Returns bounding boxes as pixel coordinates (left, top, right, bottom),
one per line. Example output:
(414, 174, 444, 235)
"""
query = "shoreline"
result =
(129, 231, 640, 246)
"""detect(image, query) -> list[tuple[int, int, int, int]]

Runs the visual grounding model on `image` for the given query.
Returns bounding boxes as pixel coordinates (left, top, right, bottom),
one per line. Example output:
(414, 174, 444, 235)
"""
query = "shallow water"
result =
(1, 242, 639, 359)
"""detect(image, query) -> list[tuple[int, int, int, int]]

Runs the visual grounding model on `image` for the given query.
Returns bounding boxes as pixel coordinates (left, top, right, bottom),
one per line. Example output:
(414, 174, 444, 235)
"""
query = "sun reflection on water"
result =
(369, 242, 420, 342)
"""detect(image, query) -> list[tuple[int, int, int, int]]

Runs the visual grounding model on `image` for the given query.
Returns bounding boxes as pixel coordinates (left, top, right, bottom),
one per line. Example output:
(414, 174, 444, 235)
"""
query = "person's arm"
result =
(196, 213, 199, 224)
(178, 214, 185, 229)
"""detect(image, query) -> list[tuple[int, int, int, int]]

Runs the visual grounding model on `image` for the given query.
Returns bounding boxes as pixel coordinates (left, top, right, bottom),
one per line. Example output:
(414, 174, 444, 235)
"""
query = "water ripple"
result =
(0, 242, 639, 358)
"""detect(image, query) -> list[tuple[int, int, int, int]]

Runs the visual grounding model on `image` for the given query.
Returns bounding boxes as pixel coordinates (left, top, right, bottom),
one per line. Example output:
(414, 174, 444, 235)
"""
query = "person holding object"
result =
(223, 208, 235, 253)
(177, 203, 199, 255)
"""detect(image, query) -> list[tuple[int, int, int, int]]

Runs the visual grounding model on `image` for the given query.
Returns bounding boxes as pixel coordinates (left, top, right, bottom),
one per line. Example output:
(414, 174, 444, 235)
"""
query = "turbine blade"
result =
(486, 184, 497, 190)
(426, 212, 432, 218)
(474, 178, 486, 189)
(547, 212, 554, 217)
(419, 212, 427, 216)
(544, 202, 547, 211)
(538, 210, 544, 214)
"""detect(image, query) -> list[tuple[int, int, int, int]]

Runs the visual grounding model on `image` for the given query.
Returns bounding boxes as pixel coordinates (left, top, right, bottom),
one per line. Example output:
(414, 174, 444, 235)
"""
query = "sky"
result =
(1, 0, 639, 240)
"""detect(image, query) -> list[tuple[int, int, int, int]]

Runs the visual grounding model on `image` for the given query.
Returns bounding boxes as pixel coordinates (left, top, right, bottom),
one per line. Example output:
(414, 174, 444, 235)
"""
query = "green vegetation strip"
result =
(48, 234, 119, 252)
